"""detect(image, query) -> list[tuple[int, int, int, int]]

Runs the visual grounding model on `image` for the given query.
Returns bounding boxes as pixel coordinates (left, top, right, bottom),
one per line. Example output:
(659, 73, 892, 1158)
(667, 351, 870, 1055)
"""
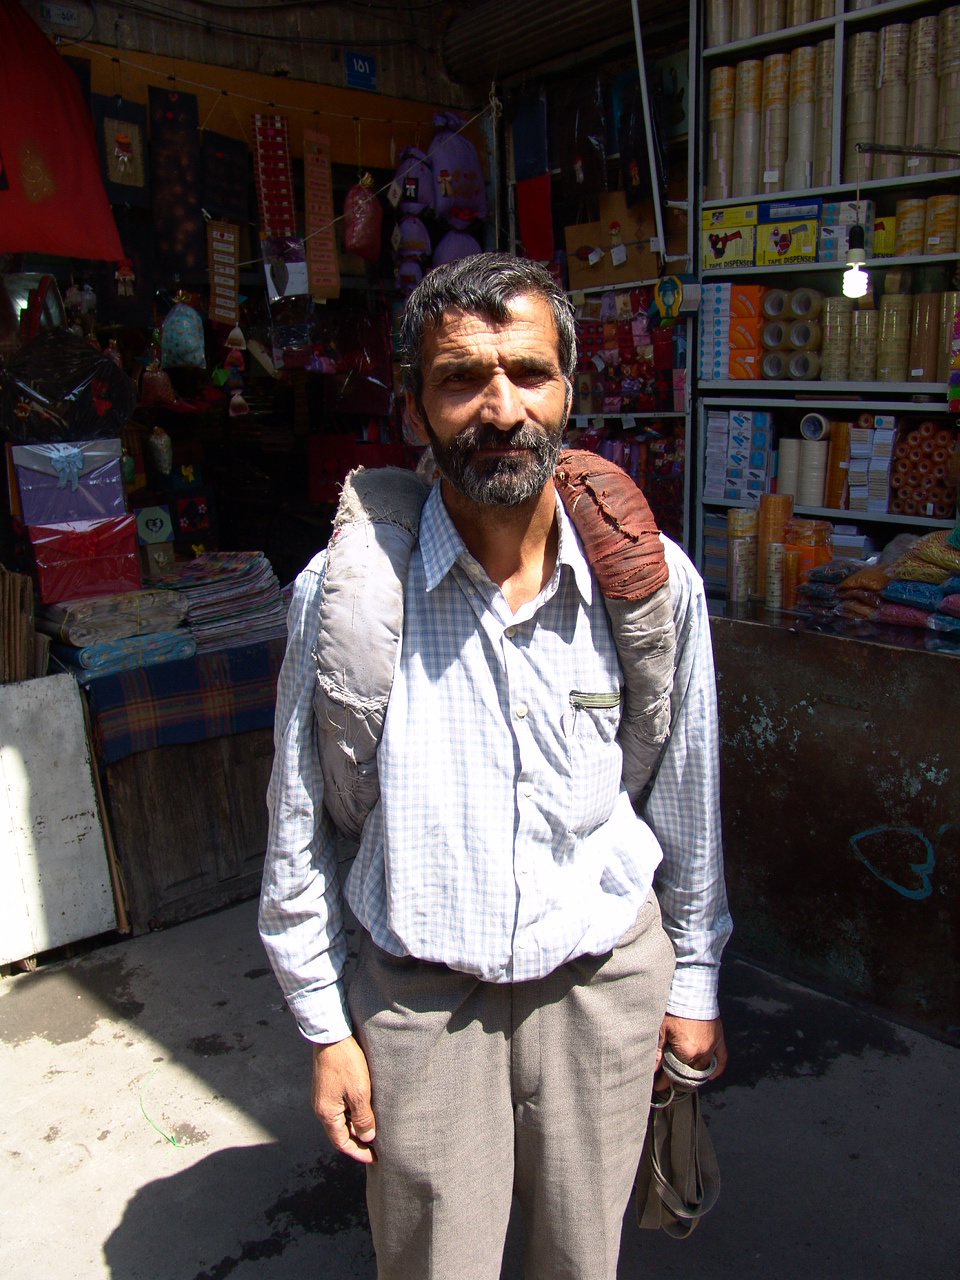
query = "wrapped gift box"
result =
(29, 515, 141, 605)
(12, 440, 126, 526)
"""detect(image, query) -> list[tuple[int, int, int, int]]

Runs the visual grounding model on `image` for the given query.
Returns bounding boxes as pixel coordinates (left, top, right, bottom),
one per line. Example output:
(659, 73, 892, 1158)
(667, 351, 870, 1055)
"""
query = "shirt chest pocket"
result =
(565, 690, 623, 834)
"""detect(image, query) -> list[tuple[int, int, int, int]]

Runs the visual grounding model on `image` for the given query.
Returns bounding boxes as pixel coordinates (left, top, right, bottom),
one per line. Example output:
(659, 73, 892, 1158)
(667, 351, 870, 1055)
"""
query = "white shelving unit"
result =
(692, 0, 960, 586)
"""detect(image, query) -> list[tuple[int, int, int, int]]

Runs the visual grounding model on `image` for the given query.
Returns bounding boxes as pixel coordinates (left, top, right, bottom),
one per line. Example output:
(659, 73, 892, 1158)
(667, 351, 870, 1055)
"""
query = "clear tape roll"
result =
(777, 438, 801, 499)
(762, 350, 788, 378)
(789, 350, 821, 379)
(789, 288, 823, 319)
(762, 320, 789, 348)
(733, 0, 758, 43)
(800, 412, 831, 440)
(706, 0, 733, 48)
(789, 319, 822, 350)
(762, 288, 790, 319)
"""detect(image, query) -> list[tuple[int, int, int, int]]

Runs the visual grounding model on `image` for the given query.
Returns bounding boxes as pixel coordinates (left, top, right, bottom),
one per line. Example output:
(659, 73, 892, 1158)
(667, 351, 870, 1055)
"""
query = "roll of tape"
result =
(800, 412, 831, 440)
(789, 288, 823, 319)
(762, 320, 789, 348)
(789, 350, 821, 379)
(762, 288, 789, 319)
(762, 350, 788, 378)
(789, 319, 822, 350)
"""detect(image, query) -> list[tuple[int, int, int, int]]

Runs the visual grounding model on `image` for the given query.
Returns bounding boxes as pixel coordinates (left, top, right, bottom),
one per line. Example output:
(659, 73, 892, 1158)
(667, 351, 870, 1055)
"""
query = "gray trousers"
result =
(347, 891, 676, 1280)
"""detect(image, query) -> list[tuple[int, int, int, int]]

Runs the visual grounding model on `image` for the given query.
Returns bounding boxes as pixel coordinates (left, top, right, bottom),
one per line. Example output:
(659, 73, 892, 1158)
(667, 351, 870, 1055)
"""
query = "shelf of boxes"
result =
(700, 496, 956, 529)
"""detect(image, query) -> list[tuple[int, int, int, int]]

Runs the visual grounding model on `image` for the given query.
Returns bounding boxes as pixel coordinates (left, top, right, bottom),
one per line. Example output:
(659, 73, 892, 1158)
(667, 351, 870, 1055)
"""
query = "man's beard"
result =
(421, 413, 566, 508)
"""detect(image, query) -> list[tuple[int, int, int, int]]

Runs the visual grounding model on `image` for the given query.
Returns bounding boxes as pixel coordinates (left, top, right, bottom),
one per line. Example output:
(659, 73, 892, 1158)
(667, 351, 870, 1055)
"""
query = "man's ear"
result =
(403, 390, 429, 445)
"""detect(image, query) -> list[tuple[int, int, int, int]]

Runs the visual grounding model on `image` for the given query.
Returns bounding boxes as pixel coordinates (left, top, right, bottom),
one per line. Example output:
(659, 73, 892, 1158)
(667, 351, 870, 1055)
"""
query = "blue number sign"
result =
(345, 51, 378, 93)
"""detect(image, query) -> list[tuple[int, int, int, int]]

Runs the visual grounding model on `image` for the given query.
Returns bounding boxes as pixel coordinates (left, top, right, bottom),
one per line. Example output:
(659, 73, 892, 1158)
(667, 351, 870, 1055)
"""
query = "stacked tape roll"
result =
(889, 421, 959, 516)
(849, 308, 879, 381)
(785, 46, 816, 190)
(789, 350, 821, 379)
(924, 194, 959, 255)
(762, 287, 790, 319)
(937, 7, 960, 171)
(707, 66, 736, 201)
(825, 420, 851, 509)
(789, 319, 821, 350)
(789, 287, 822, 320)
(797, 439, 829, 506)
(782, 548, 802, 610)
(821, 296, 852, 381)
(847, 0, 877, 9)
(777, 438, 802, 499)
(894, 197, 926, 256)
(727, 507, 758, 603)
(756, 493, 794, 597)
(812, 39, 835, 187)
(787, 0, 813, 25)
(759, 0, 785, 34)
(908, 293, 941, 382)
(761, 350, 789, 378)
(762, 319, 789, 348)
(904, 16, 939, 177)
(765, 541, 785, 608)
(733, 60, 763, 197)
(800, 412, 830, 440)
(844, 31, 877, 183)
(938, 291, 958, 382)
(760, 53, 790, 193)
(813, 0, 834, 16)
(732, 0, 758, 43)
(706, 0, 732, 48)
(874, 24, 910, 180)
(877, 294, 913, 382)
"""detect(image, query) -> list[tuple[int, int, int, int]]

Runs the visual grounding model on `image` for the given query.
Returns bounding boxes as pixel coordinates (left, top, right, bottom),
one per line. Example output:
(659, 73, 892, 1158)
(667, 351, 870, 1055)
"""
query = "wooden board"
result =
(0, 674, 117, 964)
(103, 728, 274, 934)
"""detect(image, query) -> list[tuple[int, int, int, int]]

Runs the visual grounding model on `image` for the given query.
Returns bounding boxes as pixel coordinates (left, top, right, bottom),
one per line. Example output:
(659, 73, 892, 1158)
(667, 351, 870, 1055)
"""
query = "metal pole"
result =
(629, 0, 667, 265)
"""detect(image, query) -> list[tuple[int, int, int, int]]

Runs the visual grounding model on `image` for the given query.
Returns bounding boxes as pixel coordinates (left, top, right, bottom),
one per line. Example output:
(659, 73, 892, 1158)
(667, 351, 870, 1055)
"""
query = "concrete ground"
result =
(2, 898, 958, 1280)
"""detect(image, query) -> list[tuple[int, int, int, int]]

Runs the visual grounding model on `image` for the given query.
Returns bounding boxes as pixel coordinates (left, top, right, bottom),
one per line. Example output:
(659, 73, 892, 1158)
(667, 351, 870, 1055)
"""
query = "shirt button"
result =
(505, 625, 517, 638)
(515, 703, 528, 719)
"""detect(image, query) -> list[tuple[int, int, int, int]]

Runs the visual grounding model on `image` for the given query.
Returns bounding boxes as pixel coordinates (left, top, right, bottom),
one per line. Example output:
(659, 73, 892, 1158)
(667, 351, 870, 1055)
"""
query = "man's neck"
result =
(440, 478, 560, 614)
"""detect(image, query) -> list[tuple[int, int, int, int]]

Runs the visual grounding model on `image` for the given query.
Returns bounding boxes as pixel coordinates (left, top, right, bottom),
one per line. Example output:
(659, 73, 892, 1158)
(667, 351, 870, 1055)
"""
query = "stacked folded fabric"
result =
(38, 589, 188, 647)
(151, 551, 288, 653)
(52, 631, 197, 684)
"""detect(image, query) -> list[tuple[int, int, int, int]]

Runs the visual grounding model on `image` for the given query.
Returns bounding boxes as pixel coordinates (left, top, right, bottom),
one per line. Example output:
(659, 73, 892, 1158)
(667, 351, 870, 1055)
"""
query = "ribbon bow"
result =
(49, 446, 85, 491)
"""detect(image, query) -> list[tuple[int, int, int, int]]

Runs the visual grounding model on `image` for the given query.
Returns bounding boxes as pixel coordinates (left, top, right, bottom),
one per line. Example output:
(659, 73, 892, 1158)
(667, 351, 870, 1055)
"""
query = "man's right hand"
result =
(311, 1035, 377, 1164)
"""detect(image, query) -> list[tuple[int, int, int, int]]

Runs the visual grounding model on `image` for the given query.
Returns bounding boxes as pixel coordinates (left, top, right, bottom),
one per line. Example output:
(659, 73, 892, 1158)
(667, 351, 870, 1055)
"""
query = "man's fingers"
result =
(312, 1036, 377, 1164)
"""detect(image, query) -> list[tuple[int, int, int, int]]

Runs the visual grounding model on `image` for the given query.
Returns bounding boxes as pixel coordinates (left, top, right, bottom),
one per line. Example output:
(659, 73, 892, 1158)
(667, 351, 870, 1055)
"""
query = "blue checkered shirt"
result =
(259, 485, 731, 1043)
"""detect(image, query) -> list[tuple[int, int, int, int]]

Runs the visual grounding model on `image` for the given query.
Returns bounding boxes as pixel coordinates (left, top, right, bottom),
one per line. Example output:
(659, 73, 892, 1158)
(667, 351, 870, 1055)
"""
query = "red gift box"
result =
(28, 515, 141, 604)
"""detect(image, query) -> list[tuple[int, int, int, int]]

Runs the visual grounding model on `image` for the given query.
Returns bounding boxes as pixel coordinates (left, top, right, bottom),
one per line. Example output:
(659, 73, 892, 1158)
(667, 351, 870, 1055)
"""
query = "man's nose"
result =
(478, 372, 523, 429)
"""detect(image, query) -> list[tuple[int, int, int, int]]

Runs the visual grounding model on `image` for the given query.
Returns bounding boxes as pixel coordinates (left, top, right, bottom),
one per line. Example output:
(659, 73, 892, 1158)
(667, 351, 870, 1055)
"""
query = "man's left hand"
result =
(655, 1014, 727, 1091)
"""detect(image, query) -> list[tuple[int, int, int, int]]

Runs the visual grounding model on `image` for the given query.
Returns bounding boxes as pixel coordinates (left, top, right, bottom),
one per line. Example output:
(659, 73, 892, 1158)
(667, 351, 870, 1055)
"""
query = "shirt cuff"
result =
(287, 982, 354, 1045)
(665, 962, 721, 1021)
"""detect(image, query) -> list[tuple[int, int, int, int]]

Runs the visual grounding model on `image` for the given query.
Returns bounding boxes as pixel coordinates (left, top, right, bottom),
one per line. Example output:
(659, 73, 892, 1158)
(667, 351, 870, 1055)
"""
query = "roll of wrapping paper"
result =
(788, 350, 821, 379)
(759, 0, 785, 34)
(936, 68, 960, 172)
(733, 60, 763, 197)
(938, 292, 958, 382)
(782, 548, 802, 609)
(924, 195, 959, 255)
(762, 319, 789, 348)
(762, 287, 790, 319)
(908, 293, 941, 382)
(820, 297, 852, 382)
(760, 54, 790, 192)
(812, 39, 835, 188)
(706, 0, 732, 48)
(878, 294, 913, 381)
(894, 198, 926, 255)
(849, 308, 878, 381)
(824, 419, 851, 509)
(765, 542, 785, 608)
(797, 439, 828, 506)
(789, 319, 822, 350)
(707, 66, 736, 201)
(756, 493, 794, 597)
(800, 412, 830, 440)
(777, 438, 802, 499)
(785, 46, 816, 191)
(789, 287, 822, 320)
(732, 0, 758, 43)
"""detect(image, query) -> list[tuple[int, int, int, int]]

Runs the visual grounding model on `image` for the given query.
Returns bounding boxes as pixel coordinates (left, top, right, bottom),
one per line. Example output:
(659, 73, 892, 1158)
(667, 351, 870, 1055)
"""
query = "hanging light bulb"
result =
(842, 223, 868, 299)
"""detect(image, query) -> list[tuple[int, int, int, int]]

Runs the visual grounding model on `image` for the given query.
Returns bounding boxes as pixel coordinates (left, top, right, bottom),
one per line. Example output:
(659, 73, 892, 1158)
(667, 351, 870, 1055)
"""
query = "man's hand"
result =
(312, 1036, 377, 1164)
(655, 1014, 727, 1091)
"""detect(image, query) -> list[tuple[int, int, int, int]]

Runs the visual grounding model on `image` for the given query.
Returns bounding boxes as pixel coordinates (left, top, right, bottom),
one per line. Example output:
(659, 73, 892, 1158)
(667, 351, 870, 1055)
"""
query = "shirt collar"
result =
(419, 481, 594, 607)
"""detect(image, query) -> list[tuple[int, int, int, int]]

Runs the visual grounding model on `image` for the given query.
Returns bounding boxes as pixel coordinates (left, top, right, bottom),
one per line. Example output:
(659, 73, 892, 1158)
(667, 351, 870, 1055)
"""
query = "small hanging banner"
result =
(91, 95, 149, 207)
(303, 129, 340, 300)
(201, 130, 250, 224)
(252, 113, 296, 238)
(207, 221, 240, 326)
(148, 86, 205, 279)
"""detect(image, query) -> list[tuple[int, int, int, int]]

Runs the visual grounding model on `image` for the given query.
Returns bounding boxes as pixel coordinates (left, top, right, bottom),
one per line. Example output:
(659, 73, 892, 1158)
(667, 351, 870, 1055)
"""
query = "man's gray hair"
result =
(399, 253, 577, 403)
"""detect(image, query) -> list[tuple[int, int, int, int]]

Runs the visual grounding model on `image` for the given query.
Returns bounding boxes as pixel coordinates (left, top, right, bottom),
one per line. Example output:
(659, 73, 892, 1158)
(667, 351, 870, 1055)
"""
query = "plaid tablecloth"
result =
(84, 637, 285, 765)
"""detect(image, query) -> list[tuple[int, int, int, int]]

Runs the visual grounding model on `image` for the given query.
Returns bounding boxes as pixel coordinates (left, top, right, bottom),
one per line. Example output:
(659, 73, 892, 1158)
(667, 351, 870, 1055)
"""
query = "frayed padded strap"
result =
(555, 449, 668, 600)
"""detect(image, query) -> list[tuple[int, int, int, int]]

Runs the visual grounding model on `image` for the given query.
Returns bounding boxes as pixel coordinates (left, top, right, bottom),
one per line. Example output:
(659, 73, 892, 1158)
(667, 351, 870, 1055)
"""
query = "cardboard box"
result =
(564, 193, 659, 290)
(701, 205, 759, 230)
(873, 216, 896, 256)
(729, 317, 764, 349)
(819, 223, 875, 262)
(822, 200, 875, 228)
(730, 285, 767, 318)
(756, 221, 818, 265)
(12, 440, 126, 527)
(728, 349, 763, 379)
(757, 198, 823, 223)
(702, 225, 755, 270)
(28, 515, 141, 605)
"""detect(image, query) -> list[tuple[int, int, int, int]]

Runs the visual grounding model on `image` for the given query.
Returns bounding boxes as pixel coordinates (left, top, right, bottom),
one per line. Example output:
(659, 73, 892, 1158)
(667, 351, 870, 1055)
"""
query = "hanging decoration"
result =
(252, 113, 296, 237)
(201, 130, 250, 225)
(207, 221, 240, 327)
(344, 173, 383, 263)
(148, 87, 205, 279)
(428, 111, 487, 229)
(391, 146, 435, 217)
(90, 95, 149, 207)
(303, 129, 340, 300)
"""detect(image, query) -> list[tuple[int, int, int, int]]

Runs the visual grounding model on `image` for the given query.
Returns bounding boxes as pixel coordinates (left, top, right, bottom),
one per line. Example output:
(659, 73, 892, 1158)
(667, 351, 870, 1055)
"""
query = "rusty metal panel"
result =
(712, 616, 960, 1043)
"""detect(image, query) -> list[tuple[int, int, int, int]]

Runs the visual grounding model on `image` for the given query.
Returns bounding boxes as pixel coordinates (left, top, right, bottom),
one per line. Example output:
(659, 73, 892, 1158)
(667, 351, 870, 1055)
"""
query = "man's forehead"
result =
(423, 293, 560, 352)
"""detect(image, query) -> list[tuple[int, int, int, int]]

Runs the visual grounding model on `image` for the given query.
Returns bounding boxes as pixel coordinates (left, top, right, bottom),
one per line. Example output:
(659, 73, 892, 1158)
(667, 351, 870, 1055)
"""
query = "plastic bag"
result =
(393, 147, 434, 216)
(432, 229, 482, 267)
(396, 214, 431, 261)
(428, 111, 487, 229)
(0, 329, 136, 444)
(344, 174, 383, 263)
(161, 302, 206, 369)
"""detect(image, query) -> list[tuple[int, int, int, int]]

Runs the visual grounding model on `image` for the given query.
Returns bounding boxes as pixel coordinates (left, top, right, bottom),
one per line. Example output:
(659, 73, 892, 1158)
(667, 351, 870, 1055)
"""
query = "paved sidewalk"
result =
(2, 898, 957, 1279)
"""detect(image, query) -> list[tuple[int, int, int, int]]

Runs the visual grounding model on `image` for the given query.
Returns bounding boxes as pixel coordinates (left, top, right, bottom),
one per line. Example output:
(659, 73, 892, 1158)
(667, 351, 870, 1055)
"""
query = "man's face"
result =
(405, 293, 571, 507)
